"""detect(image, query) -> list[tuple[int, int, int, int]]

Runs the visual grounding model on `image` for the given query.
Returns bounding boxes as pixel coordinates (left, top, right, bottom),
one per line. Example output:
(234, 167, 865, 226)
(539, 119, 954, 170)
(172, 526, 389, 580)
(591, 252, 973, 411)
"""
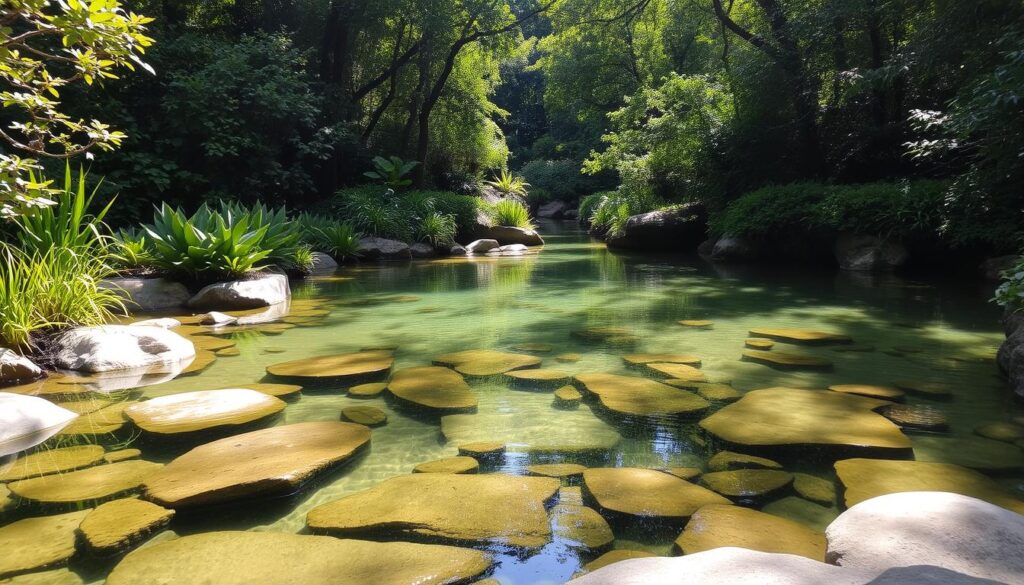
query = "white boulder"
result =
(54, 326, 195, 373)
(130, 318, 181, 329)
(101, 277, 190, 311)
(0, 393, 78, 457)
(466, 239, 500, 253)
(187, 273, 290, 311)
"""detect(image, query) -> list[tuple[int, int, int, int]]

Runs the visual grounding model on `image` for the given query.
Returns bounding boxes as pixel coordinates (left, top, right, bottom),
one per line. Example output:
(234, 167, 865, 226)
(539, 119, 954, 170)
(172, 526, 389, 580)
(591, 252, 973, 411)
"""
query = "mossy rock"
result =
(103, 449, 141, 464)
(570, 327, 639, 346)
(828, 384, 904, 401)
(306, 474, 560, 548)
(78, 498, 174, 555)
(623, 354, 701, 367)
(687, 382, 741, 402)
(912, 435, 1024, 473)
(555, 353, 581, 363)
(104, 532, 492, 585)
(893, 380, 953, 398)
(527, 463, 587, 479)
(59, 402, 133, 436)
(214, 347, 240, 357)
(974, 421, 1024, 443)
(432, 350, 541, 377)
(551, 504, 613, 552)
(506, 369, 574, 389)
(742, 350, 833, 371)
(387, 366, 478, 413)
(574, 373, 710, 418)
(699, 388, 911, 460)
(340, 406, 387, 427)
(659, 467, 701, 481)
(745, 338, 774, 350)
(747, 328, 852, 345)
(0, 445, 106, 482)
(700, 470, 794, 500)
(678, 320, 714, 328)
(413, 456, 478, 474)
(0, 568, 85, 585)
(143, 422, 370, 509)
(511, 343, 554, 353)
(582, 467, 731, 521)
(125, 389, 285, 435)
(554, 385, 583, 407)
(761, 496, 839, 532)
(791, 472, 836, 506)
(643, 362, 707, 382)
(266, 351, 393, 382)
(348, 382, 387, 398)
(582, 550, 658, 573)
(235, 383, 302, 400)
(674, 504, 825, 561)
(0, 510, 89, 578)
(9, 460, 162, 506)
(878, 404, 948, 432)
(441, 409, 621, 456)
(457, 442, 505, 459)
(180, 350, 217, 376)
(834, 458, 1024, 514)
(707, 451, 782, 472)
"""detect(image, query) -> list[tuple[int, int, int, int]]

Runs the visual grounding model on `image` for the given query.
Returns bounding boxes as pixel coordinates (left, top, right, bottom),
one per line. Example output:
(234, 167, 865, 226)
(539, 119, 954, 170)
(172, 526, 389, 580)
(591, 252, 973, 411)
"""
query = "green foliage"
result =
(297, 215, 363, 261)
(578, 192, 607, 224)
(292, 245, 316, 274)
(995, 256, 1024, 312)
(519, 159, 596, 203)
(418, 212, 458, 247)
(111, 228, 153, 270)
(489, 199, 534, 229)
(332, 186, 479, 241)
(364, 156, 420, 188)
(587, 188, 660, 235)
(14, 166, 114, 255)
(712, 183, 827, 238)
(485, 169, 530, 197)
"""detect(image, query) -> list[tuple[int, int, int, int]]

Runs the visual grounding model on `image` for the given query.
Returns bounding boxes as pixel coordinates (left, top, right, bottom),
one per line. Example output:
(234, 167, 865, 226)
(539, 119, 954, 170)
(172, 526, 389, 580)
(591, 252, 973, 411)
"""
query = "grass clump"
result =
(489, 199, 534, 229)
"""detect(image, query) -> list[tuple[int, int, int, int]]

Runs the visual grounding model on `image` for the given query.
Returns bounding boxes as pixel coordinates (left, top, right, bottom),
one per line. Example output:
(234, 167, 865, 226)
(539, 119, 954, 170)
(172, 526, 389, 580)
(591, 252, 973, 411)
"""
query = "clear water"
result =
(7, 221, 1024, 584)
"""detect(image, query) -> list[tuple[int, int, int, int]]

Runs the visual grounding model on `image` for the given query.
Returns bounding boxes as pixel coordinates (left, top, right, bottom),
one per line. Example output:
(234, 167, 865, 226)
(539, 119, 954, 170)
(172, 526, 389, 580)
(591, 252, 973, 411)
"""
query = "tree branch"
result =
(710, 0, 779, 60)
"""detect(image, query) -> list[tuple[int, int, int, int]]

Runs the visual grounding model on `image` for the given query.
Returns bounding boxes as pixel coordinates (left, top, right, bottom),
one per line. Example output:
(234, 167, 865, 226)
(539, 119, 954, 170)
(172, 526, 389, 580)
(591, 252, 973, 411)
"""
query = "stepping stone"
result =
(834, 458, 1024, 514)
(912, 435, 1024, 473)
(527, 463, 587, 479)
(413, 456, 478, 474)
(674, 504, 825, 561)
(143, 422, 370, 509)
(699, 388, 911, 460)
(9, 460, 162, 506)
(574, 373, 710, 418)
(893, 380, 953, 398)
(877, 403, 948, 431)
(180, 350, 217, 375)
(659, 467, 702, 481)
(457, 442, 505, 460)
(442, 410, 621, 456)
(104, 532, 492, 585)
(668, 382, 740, 402)
(348, 382, 387, 398)
(747, 328, 851, 345)
(554, 385, 583, 407)
(214, 347, 240, 357)
(1, 568, 85, 584)
(58, 401, 133, 436)
(742, 350, 833, 371)
(0, 510, 89, 578)
(559, 486, 584, 506)
(189, 336, 235, 352)
(582, 550, 658, 573)
(707, 451, 782, 472)
(266, 351, 393, 382)
(506, 369, 574, 388)
(700, 470, 794, 501)
(340, 406, 387, 427)
(432, 350, 541, 377)
(306, 474, 560, 548)
(678, 320, 713, 328)
(828, 384, 904, 401)
(762, 496, 838, 532)
(511, 343, 553, 353)
(78, 498, 174, 555)
(551, 504, 613, 551)
(125, 390, 285, 435)
(103, 449, 141, 464)
(745, 338, 774, 350)
(623, 354, 701, 367)
(555, 353, 581, 363)
(974, 421, 1024, 443)
(0, 445, 105, 481)
(643, 362, 706, 382)
(387, 366, 477, 413)
(570, 327, 638, 346)
(234, 383, 302, 399)
(582, 468, 730, 521)
(792, 472, 836, 506)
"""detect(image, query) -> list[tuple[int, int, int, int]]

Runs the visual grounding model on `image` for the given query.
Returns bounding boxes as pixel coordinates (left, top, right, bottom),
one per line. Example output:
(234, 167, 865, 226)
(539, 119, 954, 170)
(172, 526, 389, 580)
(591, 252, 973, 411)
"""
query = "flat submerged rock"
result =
(741, 350, 833, 371)
(747, 328, 852, 345)
(143, 421, 370, 508)
(306, 474, 560, 548)
(432, 350, 541, 377)
(387, 366, 477, 413)
(441, 407, 621, 455)
(78, 497, 174, 555)
(574, 373, 710, 418)
(9, 460, 162, 506)
(265, 351, 393, 382)
(674, 504, 826, 561)
(623, 353, 701, 367)
(105, 532, 492, 585)
(0, 510, 89, 578)
(124, 389, 285, 435)
(0, 445, 106, 481)
(582, 467, 730, 521)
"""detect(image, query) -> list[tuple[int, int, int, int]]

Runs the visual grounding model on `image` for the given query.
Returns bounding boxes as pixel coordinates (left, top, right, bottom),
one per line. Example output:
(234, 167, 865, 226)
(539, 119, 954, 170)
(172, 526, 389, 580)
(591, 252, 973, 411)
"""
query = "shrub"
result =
(485, 170, 530, 197)
(364, 156, 419, 189)
(711, 183, 826, 238)
(332, 186, 480, 240)
(587, 188, 660, 234)
(418, 212, 458, 247)
(111, 228, 154, 271)
(489, 199, 534, 229)
(312, 221, 363, 261)
(995, 255, 1024, 312)
(520, 159, 592, 202)
(15, 166, 114, 255)
(578, 192, 608, 224)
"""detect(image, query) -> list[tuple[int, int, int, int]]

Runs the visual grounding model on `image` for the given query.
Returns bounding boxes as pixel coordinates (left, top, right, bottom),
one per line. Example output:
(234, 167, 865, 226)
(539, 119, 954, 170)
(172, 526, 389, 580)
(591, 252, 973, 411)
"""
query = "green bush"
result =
(332, 186, 479, 240)
(418, 212, 458, 247)
(711, 183, 826, 238)
(520, 159, 593, 202)
(298, 216, 362, 261)
(489, 199, 534, 229)
(578, 192, 608, 224)
(15, 165, 114, 255)
(995, 255, 1024, 312)
(587, 188, 660, 235)
(111, 228, 154, 271)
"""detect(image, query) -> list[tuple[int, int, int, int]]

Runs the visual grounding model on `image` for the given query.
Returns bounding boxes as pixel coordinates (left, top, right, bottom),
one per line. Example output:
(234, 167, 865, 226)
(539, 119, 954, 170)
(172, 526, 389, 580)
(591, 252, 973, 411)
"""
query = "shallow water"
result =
(5, 221, 1024, 584)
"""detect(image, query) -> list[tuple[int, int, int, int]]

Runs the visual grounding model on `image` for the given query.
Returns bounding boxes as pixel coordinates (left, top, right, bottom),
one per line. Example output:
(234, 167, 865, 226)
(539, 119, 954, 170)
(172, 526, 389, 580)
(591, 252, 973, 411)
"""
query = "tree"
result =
(0, 0, 154, 216)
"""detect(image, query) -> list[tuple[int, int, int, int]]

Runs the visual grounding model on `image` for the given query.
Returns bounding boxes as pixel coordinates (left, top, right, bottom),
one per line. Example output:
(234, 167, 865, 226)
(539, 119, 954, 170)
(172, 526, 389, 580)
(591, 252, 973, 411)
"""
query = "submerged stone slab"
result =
(0, 568, 85, 585)
(574, 373, 710, 418)
(700, 470, 794, 500)
(742, 350, 833, 371)
(554, 385, 583, 407)
(0, 445, 105, 481)
(678, 320, 714, 328)
(551, 504, 614, 551)
(699, 388, 911, 459)
(340, 406, 387, 427)
(413, 456, 478, 474)
(234, 383, 302, 399)
(893, 380, 953, 398)
(306, 474, 560, 548)
(674, 504, 825, 561)
(974, 421, 1024, 443)
(387, 366, 477, 413)
(125, 389, 285, 435)
(623, 354, 701, 367)
(143, 422, 370, 509)
(878, 404, 948, 432)
(570, 327, 639, 346)
(266, 351, 393, 382)
(791, 473, 836, 506)
(707, 451, 782, 472)
(57, 401, 132, 436)
(912, 435, 1024, 472)
(748, 329, 852, 345)
(348, 382, 387, 398)
(457, 442, 505, 459)
(432, 350, 541, 377)
(527, 463, 587, 479)
(582, 468, 730, 521)
(683, 382, 741, 402)
(834, 458, 1024, 514)
(506, 369, 573, 388)
(643, 362, 707, 382)
(744, 338, 774, 350)
(9, 460, 162, 505)
(441, 409, 621, 455)
(78, 497, 174, 555)
(828, 384, 904, 401)
(0, 510, 89, 578)
(762, 496, 839, 532)
(105, 532, 492, 585)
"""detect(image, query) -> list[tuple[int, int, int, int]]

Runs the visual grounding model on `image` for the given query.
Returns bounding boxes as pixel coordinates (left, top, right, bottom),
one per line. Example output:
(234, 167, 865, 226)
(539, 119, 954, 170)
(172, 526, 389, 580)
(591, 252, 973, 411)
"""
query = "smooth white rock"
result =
(130, 318, 181, 329)
(101, 277, 190, 311)
(198, 312, 237, 326)
(0, 393, 78, 457)
(187, 274, 290, 311)
(54, 326, 195, 373)
(465, 239, 500, 254)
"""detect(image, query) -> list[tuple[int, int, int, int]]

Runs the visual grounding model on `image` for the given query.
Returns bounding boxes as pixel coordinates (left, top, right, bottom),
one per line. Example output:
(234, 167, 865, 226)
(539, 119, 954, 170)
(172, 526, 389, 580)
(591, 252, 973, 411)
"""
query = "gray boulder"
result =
(697, 238, 717, 257)
(605, 205, 706, 252)
(711, 234, 755, 262)
(357, 237, 412, 261)
(981, 255, 1018, 281)
(198, 312, 238, 326)
(0, 350, 42, 386)
(410, 243, 438, 259)
(466, 239, 500, 254)
(187, 273, 290, 311)
(54, 325, 195, 373)
(835, 232, 908, 271)
(449, 244, 468, 256)
(101, 277, 190, 311)
(473, 225, 545, 247)
(309, 252, 338, 272)
(564, 209, 579, 220)
(538, 200, 569, 219)
(998, 313, 1024, 399)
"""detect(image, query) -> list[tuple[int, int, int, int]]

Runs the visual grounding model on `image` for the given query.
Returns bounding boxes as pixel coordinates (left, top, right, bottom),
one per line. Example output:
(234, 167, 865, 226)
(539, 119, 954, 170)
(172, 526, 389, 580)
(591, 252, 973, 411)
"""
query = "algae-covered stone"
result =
(660, 467, 701, 481)
(685, 382, 741, 402)
(834, 458, 1024, 514)
(791, 473, 835, 506)
(700, 470, 794, 501)
(266, 351, 393, 382)
(551, 504, 613, 551)
(340, 406, 387, 427)
(57, 401, 132, 436)
(582, 550, 658, 573)
(582, 467, 730, 521)
(893, 380, 953, 398)
(105, 532, 492, 585)
(413, 456, 478, 474)
(742, 350, 833, 371)
(574, 373, 710, 418)
(0, 445, 105, 482)
(234, 383, 302, 400)
(674, 504, 825, 561)
(78, 498, 174, 555)
(0, 510, 89, 578)
(506, 369, 573, 388)
(745, 338, 774, 350)
(387, 366, 477, 413)
(828, 384, 904, 401)
(0, 568, 85, 585)
(643, 362, 707, 382)
(877, 404, 948, 431)
(442, 408, 621, 455)
(699, 388, 911, 459)
(348, 382, 387, 398)
(103, 449, 141, 464)
(432, 350, 541, 377)
(527, 463, 586, 479)
(912, 435, 1024, 473)
(761, 496, 838, 532)
(125, 389, 285, 435)
(707, 451, 782, 472)
(307, 474, 560, 548)
(144, 422, 370, 509)
(554, 385, 583, 407)
(571, 327, 639, 346)
(556, 353, 581, 363)
(678, 320, 714, 328)
(457, 442, 505, 459)
(9, 460, 162, 506)
(623, 354, 701, 367)
(747, 329, 851, 345)
(974, 421, 1024, 443)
